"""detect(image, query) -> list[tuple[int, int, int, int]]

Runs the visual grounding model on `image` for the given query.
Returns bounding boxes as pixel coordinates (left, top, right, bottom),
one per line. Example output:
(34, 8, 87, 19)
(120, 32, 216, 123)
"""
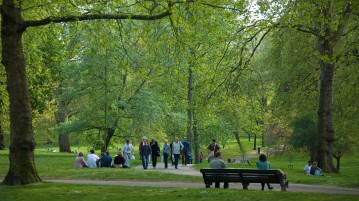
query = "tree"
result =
(0, 0, 175, 185)
(273, 0, 356, 172)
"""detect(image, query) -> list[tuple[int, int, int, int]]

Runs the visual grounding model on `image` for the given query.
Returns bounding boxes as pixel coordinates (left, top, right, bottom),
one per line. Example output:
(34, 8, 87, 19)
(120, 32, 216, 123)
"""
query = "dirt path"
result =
(45, 162, 359, 195)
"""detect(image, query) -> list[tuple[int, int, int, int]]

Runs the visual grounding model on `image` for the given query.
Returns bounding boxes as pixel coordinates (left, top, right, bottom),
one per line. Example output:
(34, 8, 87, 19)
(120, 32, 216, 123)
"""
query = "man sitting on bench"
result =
(210, 151, 228, 189)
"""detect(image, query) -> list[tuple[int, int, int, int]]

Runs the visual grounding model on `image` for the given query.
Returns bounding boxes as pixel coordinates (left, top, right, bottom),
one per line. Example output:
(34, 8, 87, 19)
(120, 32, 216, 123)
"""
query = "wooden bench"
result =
(200, 168, 288, 191)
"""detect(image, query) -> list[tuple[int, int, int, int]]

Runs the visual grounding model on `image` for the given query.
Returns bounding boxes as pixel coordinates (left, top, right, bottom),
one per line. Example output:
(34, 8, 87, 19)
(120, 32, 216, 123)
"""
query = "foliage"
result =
(289, 114, 318, 159)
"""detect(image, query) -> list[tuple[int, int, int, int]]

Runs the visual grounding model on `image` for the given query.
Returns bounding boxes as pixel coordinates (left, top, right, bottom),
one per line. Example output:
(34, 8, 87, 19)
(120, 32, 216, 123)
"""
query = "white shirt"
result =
(304, 165, 311, 175)
(123, 143, 134, 154)
(87, 153, 100, 168)
(172, 141, 183, 154)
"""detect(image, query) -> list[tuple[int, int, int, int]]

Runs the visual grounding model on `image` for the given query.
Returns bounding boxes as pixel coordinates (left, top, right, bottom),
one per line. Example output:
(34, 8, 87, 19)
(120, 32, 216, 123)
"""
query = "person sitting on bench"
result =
(210, 151, 228, 189)
(256, 154, 273, 190)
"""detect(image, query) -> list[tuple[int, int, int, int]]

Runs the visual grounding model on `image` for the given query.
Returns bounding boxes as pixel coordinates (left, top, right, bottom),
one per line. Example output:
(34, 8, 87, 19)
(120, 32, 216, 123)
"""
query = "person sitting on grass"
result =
(304, 160, 312, 175)
(113, 152, 127, 168)
(74, 152, 88, 168)
(87, 149, 100, 168)
(101, 151, 112, 168)
(210, 151, 228, 189)
(310, 162, 323, 176)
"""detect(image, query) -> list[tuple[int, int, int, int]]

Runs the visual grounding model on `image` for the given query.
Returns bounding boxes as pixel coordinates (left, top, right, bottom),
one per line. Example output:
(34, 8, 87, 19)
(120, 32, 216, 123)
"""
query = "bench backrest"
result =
(200, 168, 281, 183)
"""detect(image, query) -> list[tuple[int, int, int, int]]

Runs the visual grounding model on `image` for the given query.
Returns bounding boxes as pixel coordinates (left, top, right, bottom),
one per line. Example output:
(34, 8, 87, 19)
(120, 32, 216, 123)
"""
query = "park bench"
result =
(200, 168, 288, 191)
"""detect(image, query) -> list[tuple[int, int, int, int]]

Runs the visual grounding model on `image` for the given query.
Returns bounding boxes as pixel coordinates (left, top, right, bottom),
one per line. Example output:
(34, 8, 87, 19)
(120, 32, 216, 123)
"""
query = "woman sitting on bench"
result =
(256, 154, 273, 190)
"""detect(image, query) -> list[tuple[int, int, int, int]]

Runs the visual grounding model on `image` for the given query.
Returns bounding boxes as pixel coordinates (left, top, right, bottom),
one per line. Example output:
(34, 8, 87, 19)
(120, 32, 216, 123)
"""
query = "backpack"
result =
(315, 169, 321, 176)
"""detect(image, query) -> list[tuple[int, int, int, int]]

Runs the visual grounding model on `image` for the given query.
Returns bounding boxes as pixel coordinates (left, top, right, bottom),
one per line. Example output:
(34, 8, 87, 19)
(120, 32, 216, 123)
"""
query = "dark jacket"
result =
(101, 154, 112, 167)
(151, 142, 160, 157)
(140, 144, 152, 156)
(113, 155, 125, 166)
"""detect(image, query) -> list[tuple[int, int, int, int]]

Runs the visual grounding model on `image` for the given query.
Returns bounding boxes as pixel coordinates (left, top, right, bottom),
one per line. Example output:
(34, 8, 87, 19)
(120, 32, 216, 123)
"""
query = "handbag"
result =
(208, 150, 214, 157)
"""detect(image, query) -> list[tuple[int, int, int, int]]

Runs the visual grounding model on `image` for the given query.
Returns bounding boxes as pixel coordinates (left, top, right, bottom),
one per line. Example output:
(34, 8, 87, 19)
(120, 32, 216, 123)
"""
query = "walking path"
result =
(46, 162, 359, 195)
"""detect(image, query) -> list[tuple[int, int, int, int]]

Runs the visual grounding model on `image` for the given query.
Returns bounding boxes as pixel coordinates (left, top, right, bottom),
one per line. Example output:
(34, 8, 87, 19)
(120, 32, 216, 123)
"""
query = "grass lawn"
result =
(1, 182, 358, 201)
(0, 140, 358, 200)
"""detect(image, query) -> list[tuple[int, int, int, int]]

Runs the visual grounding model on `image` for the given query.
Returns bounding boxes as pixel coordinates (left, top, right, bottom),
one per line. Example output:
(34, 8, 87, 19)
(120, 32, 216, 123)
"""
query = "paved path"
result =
(46, 163, 359, 195)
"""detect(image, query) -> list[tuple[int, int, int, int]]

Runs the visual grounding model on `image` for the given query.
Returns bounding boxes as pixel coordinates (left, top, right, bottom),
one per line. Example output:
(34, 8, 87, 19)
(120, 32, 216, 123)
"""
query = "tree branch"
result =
(24, 11, 172, 28)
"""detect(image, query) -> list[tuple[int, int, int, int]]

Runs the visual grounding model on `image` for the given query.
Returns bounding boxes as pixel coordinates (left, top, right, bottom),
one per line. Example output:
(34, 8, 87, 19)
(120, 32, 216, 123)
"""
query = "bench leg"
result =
(205, 182, 212, 188)
(242, 182, 249, 190)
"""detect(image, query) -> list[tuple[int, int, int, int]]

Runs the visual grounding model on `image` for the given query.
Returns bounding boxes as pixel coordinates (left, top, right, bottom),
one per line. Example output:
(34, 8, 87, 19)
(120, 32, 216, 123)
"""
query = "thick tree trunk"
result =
(55, 93, 71, 153)
(58, 134, 71, 152)
(316, 36, 337, 173)
(1, 0, 41, 184)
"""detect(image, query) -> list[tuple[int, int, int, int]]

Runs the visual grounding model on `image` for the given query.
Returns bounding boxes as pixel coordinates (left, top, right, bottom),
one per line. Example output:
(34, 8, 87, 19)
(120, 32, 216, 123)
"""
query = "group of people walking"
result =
(139, 136, 192, 170)
(75, 136, 195, 170)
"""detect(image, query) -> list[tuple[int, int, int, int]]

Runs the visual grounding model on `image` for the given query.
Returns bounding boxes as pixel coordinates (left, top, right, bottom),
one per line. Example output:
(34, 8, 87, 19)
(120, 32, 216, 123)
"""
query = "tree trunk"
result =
(102, 128, 115, 152)
(187, 63, 193, 143)
(253, 134, 257, 150)
(316, 35, 337, 173)
(1, 0, 41, 184)
(55, 91, 71, 153)
(59, 134, 71, 152)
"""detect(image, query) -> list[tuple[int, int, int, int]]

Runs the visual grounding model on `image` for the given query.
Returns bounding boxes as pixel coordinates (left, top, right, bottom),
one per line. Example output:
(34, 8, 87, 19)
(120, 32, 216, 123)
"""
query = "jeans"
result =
(174, 154, 180, 168)
(124, 152, 131, 167)
(163, 153, 169, 168)
(151, 154, 158, 167)
(142, 155, 149, 169)
(181, 150, 189, 166)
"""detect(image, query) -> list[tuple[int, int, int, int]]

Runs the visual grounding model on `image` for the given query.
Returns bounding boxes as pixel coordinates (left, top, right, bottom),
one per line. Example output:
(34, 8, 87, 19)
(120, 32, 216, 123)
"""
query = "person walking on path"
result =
(123, 139, 134, 168)
(139, 136, 147, 160)
(181, 137, 190, 166)
(140, 139, 152, 170)
(207, 139, 220, 161)
(172, 137, 183, 169)
(256, 154, 273, 190)
(87, 149, 99, 168)
(150, 140, 160, 169)
(210, 151, 228, 189)
(162, 139, 171, 169)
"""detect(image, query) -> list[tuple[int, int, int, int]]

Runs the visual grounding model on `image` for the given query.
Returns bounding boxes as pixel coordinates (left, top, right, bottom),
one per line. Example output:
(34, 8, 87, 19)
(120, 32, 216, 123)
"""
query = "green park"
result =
(0, 1, 358, 201)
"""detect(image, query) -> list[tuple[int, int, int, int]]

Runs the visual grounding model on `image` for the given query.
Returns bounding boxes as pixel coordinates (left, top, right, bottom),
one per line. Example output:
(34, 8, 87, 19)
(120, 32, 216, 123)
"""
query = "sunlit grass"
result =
(1, 139, 358, 188)
(0, 182, 358, 201)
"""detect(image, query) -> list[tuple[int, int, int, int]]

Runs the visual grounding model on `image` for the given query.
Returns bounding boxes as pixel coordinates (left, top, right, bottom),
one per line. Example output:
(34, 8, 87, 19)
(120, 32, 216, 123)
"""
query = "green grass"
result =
(0, 182, 357, 201)
(0, 141, 359, 200)
(1, 141, 359, 187)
